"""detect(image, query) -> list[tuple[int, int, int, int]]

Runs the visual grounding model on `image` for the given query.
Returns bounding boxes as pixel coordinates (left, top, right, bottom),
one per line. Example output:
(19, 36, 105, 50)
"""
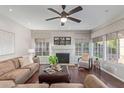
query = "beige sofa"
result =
(0, 57, 39, 84)
(0, 74, 108, 88)
(49, 74, 108, 88)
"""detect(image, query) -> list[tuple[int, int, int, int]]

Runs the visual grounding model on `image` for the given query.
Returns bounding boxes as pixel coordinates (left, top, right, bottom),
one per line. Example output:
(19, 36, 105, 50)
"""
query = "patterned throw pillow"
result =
(18, 56, 32, 67)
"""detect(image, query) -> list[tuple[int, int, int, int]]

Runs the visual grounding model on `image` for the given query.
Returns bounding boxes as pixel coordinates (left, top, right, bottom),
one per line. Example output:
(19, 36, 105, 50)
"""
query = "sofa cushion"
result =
(78, 62, 89, 68)
(84, 74, 108, 88)
(15, 83, 49, 88)
(0, 60, 15, 76)
(22, 63, 39, 72)
(0, 69, 30, 84)
(0, 80, 16, 88)
(82, 53, 89, 61)
(50, 83, 84, 88)
(11, 58, 20, 69)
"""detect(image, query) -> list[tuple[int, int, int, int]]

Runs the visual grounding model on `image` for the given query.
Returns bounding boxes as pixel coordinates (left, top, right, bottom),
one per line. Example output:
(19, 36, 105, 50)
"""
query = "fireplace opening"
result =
(56, 53, 69, 63)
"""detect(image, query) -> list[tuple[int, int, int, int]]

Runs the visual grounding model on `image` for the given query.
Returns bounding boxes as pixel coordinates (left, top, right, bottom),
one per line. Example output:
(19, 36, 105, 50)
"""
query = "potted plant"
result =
(49, 55, 58, 68)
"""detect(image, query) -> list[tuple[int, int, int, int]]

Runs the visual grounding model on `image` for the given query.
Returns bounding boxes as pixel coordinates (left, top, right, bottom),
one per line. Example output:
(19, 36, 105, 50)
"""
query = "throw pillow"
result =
(82, 53, 89, 61)
(19, 56, 31, 67)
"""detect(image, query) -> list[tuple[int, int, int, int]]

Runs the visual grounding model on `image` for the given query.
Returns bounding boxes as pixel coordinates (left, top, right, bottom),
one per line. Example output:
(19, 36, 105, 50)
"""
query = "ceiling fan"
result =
(46, 5, 83, 26)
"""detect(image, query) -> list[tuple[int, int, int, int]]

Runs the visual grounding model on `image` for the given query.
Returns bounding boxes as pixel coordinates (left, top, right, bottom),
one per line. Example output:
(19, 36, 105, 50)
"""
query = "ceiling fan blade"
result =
(46, 17, 60, 21)
(68, 6, 83, 15)
(48, 8, 61, 15)
(62, 5, 66, 10)
(61, 22, 64, 26)
(68, 17, 81, 23)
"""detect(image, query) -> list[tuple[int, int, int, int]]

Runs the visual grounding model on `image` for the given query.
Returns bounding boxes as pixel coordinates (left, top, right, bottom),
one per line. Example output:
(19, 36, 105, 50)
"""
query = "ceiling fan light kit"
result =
(46, 5, 83, 26)
(60, 17, 67, 23)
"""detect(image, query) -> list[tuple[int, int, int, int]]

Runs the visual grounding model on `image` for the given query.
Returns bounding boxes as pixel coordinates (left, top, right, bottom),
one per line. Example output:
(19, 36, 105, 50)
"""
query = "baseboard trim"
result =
(101, 68, 124, 82)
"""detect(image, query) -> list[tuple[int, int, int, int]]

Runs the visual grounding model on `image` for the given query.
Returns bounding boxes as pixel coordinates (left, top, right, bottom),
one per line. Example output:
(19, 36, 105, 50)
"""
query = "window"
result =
(106, 33, 118, 60)
(0, 30, 14, 56)
(75, 40, 89, 56)
(83, 42, 89, 53)
(118, 31, 124, 64)
(35, 39, 49, 56)
(93, 37, 104, 59)
(75, 42, 82, 56)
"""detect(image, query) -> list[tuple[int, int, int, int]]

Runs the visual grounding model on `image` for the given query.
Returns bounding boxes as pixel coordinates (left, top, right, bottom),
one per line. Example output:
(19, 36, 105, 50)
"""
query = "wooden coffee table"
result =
(39, 64, 70, 84)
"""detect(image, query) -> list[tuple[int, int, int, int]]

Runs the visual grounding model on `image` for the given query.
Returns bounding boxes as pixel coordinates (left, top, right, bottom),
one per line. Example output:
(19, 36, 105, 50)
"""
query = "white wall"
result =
(0, 14, 31, 61)
(91, 18, 124, 82)
(31, 30, 91, 64)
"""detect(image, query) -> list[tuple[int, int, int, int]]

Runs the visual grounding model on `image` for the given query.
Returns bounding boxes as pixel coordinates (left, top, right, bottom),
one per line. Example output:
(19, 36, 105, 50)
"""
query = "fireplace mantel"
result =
(52, 45, 73, 50)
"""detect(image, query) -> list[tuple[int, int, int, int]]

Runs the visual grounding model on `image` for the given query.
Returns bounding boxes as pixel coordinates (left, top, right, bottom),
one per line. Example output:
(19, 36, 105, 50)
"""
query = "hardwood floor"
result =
(69, 67, 124, 88)
(26, 65, 124, 88)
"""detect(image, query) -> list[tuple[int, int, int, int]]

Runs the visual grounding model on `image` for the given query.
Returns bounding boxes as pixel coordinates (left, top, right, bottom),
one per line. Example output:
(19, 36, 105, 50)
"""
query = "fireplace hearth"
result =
(56, 53, 69, 63)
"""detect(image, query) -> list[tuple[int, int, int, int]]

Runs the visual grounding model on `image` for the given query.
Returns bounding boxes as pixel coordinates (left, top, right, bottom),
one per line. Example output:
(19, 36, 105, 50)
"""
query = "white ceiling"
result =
(0, 5, 124, 30)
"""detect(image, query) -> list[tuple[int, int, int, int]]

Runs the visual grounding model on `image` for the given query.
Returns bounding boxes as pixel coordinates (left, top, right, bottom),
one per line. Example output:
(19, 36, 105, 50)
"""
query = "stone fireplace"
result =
(56, 53, 70, 63)
(51, 45, 75, 64)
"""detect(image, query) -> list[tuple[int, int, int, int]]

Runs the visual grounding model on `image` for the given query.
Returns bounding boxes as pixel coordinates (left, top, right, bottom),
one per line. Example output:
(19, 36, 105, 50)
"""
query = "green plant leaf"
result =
(48, 55, 58, 64)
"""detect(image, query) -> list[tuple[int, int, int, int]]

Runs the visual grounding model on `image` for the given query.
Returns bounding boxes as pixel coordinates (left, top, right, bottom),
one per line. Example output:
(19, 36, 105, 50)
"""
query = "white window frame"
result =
(35, 39, 50, 56)
(75, 40, 89, 56)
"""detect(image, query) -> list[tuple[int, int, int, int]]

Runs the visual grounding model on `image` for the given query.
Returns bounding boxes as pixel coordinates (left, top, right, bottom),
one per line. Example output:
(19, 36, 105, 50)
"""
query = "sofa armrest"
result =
(50, 83, 84, 88)
(0, 80, 16, 88)
(19, 68, 31, 71)
(14, 83, 49, 88)
(84, 74, 108, 88)
(20, 63, 40, 71)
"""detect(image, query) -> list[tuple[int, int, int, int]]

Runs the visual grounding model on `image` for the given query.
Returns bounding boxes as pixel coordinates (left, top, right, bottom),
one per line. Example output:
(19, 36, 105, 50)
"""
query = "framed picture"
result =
(54, 36, 71, 45)
(54, 37, 60, 45)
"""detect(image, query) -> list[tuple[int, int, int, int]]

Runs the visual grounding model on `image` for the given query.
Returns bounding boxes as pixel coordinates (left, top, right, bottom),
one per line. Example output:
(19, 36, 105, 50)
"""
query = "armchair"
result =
(78, 53, 92, 70)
